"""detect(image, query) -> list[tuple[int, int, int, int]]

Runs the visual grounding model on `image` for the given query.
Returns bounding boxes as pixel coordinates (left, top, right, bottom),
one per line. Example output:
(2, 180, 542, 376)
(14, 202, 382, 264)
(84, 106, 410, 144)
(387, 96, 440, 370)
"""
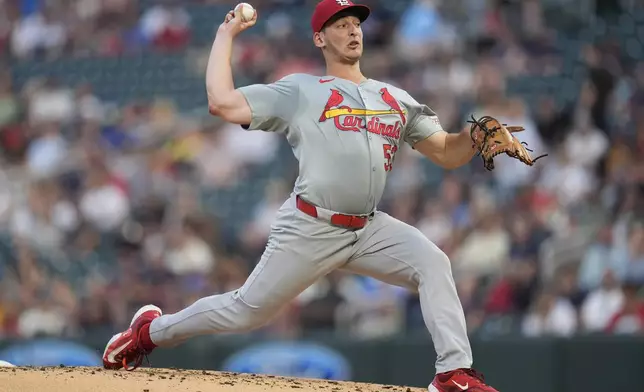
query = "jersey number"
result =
(383, 144, 398, 172)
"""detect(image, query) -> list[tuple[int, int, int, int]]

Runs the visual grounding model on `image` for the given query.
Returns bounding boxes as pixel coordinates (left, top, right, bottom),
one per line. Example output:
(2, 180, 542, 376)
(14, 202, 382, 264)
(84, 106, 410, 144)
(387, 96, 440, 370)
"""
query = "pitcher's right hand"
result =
(217, 8, 257, 38)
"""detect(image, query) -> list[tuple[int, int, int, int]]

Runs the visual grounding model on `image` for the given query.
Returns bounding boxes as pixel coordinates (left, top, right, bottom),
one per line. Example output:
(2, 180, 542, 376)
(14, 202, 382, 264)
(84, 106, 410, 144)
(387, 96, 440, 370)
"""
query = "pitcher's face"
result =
(314, 15, 363, 64)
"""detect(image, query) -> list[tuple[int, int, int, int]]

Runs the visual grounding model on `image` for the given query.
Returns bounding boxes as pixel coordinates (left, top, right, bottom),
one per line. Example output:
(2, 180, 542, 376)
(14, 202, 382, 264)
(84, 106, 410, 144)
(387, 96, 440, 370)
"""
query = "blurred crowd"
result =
(1, 0, 644, 343)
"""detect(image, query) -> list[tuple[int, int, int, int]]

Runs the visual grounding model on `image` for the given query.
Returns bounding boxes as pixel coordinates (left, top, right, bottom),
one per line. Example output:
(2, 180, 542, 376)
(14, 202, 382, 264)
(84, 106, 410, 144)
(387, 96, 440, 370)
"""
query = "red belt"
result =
(296, 196, 370, 229)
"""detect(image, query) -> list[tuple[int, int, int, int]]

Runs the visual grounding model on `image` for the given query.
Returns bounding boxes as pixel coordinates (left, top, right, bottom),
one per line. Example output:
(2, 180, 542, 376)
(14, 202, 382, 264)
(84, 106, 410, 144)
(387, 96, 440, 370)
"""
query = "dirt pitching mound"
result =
(0, 366, 427, 392)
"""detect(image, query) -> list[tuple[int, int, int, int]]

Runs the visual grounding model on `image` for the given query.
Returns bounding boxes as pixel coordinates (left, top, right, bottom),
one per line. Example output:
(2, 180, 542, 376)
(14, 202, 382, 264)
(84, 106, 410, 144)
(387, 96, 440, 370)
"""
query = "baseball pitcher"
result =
(103, 1, 546, 390)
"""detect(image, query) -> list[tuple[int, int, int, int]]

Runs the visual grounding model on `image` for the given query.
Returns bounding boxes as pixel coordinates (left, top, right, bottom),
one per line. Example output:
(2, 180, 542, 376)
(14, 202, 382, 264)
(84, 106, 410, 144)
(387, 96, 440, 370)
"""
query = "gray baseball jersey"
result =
(148, 73, 473, 378)
(238, 73, 443, 214)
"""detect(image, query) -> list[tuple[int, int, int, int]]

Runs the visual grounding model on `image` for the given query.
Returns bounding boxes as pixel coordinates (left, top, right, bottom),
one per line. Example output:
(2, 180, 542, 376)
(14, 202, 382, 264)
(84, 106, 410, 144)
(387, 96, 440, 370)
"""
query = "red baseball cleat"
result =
(429, 368, 499, 392)
(103, 304, 162, 370)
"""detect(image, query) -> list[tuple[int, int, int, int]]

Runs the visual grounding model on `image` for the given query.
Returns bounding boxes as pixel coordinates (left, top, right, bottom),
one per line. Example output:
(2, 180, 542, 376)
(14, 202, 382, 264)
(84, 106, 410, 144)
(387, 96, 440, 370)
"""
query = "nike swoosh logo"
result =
(106, 338, 132, 363)
(319, 78, 335, 83)
(452, 380, 469, 390)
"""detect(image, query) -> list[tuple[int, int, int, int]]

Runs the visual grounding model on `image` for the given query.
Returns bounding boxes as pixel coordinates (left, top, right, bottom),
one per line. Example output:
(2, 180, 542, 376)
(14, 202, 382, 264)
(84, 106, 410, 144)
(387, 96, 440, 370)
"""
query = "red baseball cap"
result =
(311, 0, 371, 33)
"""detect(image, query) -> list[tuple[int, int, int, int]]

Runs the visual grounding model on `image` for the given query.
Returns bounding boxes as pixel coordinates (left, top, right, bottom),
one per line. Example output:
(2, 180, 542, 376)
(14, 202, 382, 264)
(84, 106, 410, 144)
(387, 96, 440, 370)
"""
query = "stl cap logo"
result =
(336, 0, 351, 6)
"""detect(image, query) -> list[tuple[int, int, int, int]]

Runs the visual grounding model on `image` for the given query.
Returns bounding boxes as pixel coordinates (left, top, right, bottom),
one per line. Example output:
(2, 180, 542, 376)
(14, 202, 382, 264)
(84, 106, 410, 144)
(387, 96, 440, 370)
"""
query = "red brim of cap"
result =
(313, 4, 371, 33)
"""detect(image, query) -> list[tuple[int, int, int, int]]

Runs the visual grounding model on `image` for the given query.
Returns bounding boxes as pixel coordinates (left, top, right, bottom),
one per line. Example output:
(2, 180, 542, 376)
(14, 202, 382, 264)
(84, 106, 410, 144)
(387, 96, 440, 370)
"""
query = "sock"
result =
(139, 322, 157, 351)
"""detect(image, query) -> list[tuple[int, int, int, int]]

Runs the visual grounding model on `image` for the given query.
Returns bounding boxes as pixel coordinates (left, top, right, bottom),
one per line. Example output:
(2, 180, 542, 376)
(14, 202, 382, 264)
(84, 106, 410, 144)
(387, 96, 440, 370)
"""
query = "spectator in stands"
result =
(194, 118, 241, 189)
(335, 274, 408, 340)
(218, 120, 280, 168)
(17, 279, 75, 338)
(25, 123, 69, 178)
(10, 4, 67, 59)
(295, 272, 344, 333)
(534, 95, 573, 146)
(241, 179, 290, 257)
(485, 257, 539, 316)
(605, 279, 644, 335)
(10, 180, 77, 252)
(580, 270, 624, 333)
(394, 0, 457, 62)
(522, 267, 581, 337)
(79, 160, 130, 232)
(162, 216, 216, 277)
(577, 224, 621, 292)
(453, 206, 511, 279)
(75, 83, 105, 124)
(508, 214, 544, 264)
(562, 87, 610, 171)
(538, 143, 597, 208)
(521, 285, 578, 337)
(26, 78, 75, 126)
(139, 0, 191, 51)
(417, 198, 453, 250)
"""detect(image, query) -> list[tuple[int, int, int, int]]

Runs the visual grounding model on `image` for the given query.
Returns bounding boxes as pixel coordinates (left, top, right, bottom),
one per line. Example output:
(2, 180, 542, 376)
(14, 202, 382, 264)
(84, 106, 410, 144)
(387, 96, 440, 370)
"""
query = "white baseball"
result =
(234, 3, 255, 23)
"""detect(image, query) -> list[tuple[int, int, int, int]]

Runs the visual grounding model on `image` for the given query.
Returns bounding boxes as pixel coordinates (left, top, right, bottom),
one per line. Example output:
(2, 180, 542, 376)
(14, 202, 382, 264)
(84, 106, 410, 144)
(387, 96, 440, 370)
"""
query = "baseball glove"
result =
(468, 115, 547, 171)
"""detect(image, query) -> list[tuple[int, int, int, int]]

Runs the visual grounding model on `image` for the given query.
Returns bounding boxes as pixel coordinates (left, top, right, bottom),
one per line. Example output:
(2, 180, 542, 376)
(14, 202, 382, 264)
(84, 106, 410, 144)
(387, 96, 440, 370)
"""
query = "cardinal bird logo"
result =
(379, 88, 406, 125)
(319, 89, 345, 122)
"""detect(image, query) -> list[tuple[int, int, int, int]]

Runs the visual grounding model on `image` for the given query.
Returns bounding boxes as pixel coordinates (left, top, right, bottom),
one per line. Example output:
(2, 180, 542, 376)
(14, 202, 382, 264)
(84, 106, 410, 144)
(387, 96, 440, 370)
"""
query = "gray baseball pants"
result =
(148, 195, 473, 373)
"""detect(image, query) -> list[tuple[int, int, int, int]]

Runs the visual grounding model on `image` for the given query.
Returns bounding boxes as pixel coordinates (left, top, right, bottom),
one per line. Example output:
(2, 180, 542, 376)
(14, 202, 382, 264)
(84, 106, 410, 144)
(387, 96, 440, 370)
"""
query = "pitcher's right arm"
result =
(206, 9, 299, 133)
(206, 10, 255, 124)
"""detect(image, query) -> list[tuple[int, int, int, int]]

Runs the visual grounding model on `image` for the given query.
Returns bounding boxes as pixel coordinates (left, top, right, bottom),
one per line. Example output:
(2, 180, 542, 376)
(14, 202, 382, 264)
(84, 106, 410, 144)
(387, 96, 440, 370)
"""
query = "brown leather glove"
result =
(468, 115, 547, 171)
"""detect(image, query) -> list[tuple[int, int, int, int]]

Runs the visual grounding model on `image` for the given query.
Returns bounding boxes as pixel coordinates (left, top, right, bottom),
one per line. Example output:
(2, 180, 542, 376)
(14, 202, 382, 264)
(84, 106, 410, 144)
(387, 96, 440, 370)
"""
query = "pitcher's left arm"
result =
(398, 91, 475, 170)
(412, 127, 477, 170)
(401, 87, 546, 171)
(412, 114, 547, 171)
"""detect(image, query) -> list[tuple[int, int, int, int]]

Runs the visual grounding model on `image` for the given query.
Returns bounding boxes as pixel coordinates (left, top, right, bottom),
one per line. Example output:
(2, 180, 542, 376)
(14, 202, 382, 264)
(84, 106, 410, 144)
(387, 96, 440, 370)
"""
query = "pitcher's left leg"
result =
(343, 212, 498, 391)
